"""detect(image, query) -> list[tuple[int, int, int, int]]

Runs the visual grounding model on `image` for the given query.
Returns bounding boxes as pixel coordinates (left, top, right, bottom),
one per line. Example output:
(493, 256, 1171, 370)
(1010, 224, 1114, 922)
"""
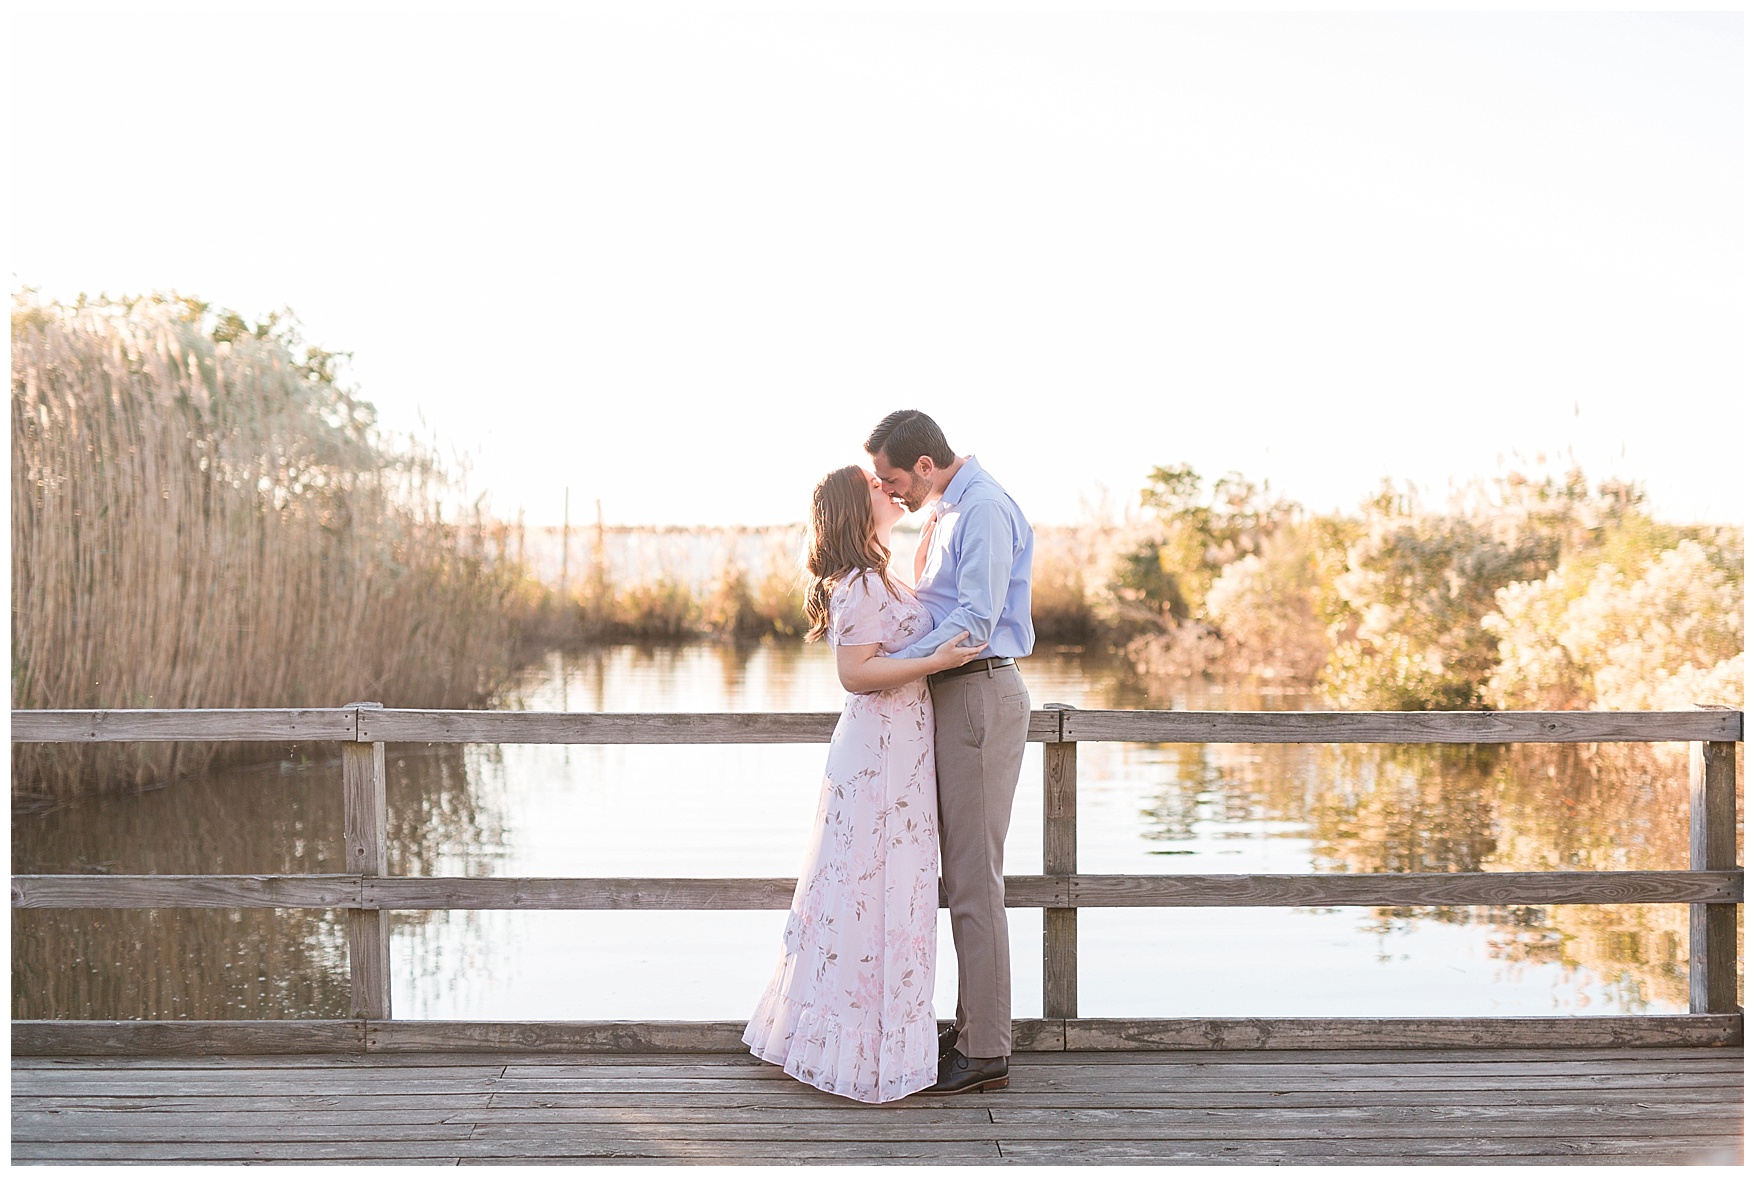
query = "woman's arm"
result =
(836, 630, 987, 694)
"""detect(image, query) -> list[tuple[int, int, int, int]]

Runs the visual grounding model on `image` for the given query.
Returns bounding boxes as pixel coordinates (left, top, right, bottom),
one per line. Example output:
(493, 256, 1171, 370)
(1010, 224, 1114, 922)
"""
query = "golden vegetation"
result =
(1104, 465, 1743, 710)
(11, 294, 527, 800)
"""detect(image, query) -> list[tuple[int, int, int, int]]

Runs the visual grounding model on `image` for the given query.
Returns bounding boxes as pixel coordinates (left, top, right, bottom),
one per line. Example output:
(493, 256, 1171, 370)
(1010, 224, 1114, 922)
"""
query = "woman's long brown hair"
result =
(803, 465, 901, 642)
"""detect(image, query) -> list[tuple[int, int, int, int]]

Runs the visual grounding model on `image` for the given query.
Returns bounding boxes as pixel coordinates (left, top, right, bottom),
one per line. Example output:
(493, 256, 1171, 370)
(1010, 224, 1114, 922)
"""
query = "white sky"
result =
(9, 3, 1745, 527)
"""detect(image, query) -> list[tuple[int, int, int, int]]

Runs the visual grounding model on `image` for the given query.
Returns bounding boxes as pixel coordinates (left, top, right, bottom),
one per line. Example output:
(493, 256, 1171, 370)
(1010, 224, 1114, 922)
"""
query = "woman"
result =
(743, 465, 986, 1103)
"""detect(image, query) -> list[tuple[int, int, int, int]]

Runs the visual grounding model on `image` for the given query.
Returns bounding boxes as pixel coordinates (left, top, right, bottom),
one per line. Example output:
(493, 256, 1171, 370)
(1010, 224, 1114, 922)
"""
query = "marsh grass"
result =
(11, 295, 527, 801)
(517, 527, 1091, 646)
(10, 290, 1103, 801)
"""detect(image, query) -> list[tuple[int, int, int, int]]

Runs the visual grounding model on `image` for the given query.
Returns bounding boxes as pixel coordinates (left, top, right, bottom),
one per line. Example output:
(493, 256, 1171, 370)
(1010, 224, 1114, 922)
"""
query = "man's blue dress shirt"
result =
(897, 455, 1035, 662)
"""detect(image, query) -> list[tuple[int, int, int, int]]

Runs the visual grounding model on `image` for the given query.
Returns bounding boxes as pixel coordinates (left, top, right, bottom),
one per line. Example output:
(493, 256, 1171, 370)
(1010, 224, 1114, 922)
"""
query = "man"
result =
(865, 409, 1034, 1095)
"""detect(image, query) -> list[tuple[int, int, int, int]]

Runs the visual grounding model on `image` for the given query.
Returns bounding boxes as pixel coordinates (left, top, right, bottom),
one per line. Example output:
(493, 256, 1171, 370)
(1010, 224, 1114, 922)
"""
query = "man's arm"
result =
(895, 499, 1014, 661)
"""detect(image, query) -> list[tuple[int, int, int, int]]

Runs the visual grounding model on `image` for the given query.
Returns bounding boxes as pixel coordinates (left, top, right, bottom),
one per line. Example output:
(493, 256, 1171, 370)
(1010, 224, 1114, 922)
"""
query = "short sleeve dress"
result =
(742, 569, 941, 1103)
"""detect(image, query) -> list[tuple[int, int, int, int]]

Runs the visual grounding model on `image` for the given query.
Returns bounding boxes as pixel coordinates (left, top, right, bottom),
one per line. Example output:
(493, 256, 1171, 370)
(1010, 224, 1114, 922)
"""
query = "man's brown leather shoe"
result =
(923, 1049, 1009, 1093)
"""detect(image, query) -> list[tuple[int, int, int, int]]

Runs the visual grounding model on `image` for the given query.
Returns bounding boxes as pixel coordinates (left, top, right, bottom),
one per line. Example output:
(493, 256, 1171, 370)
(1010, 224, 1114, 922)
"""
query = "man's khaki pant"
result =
(929, 661, 1031, 1059)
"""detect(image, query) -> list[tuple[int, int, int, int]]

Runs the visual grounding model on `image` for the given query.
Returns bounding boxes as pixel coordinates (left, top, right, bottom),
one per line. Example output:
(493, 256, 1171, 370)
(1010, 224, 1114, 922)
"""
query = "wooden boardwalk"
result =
(12, 1045, 1743, 1165)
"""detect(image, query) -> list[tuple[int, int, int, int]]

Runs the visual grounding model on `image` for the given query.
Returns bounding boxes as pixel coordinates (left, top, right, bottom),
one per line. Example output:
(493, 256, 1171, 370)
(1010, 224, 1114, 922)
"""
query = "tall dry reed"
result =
(11, 294, 526, 801)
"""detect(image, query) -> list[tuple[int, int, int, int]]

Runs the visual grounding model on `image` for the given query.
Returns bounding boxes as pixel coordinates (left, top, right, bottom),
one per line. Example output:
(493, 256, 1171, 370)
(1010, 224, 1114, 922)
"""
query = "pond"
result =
(12, 643, 1729, 1022)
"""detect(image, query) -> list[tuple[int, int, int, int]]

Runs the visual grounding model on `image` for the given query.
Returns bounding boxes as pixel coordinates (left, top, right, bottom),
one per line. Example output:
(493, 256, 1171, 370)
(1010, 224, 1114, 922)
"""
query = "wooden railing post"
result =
(344, 703, 391, 1020)
(1042, 704, 1077, 1019)
(1690, 734, 1740, 1014)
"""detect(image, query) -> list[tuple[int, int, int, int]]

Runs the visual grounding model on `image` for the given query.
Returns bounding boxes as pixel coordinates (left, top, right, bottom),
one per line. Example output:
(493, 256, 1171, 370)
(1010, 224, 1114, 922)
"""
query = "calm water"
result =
(13, 643, 1734, 1021)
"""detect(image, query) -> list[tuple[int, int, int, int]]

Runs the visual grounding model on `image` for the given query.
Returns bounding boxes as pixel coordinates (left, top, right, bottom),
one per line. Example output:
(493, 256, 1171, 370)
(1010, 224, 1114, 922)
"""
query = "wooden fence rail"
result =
(10, 704, 1743, 1050)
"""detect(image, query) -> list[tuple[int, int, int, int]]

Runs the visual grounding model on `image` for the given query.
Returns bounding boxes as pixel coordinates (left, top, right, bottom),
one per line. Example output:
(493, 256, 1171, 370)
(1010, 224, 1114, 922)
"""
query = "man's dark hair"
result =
(865, 410, 956, 470)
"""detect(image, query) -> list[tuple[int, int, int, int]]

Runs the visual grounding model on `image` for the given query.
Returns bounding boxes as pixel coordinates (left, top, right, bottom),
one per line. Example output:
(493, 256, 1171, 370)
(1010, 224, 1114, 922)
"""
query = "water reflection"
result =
(12, 745, 509, 1019)
(11, 643, 1740, 1020)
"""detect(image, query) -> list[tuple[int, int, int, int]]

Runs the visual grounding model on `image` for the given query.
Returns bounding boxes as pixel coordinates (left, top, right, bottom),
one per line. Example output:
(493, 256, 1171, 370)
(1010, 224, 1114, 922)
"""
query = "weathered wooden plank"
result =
(15, 1014, 1741, 1058)
(983, 1045, 1747, 1066)
(21, 1043, 1732, 1070)
(420, 1100, 1740, 1129)
(473, 1086, 1742, 1110)
(1062, 870, 1744, 907)
(10, 1074, 499, 1097)
(31, 1131, 1726, 1161)
(493, 1056, 1743, 1080)
(983, 1103, 1744, 1129)
(1691, 739, 1740, 1015)
(1061, 708, 1744, 745)
(15, 1064, 504, 1083)
(364, 709, 843, 744)
(363, 877, 803, 911)
(1061, 1015, 1744, 1050)
(489, 1050, 1748, 1077)
(10, 1093, 497, 1113)
(8, 708, 359, 743)
(14, 1085, 1737, 1115)
(343, 738, 391, 1020)
(24, 1052, 1726, 1080)
(9, 875, 361, 909)
(356, 708, 1063, 745)
(10, 1139, 1008, 1162)
(1017, 1136, 1740, 1164)
(16, 869, 1733, 912)
(460, 1155, 993, 1167)
(480, 1059, 1740, 1087)
(11, 1021, 367, 1057)
(12, 1120, 481, 1143)
(1009, 1018, 1065, 1052)
(11, 1052, 555, 1070)
(365, 1020, 753, 1053)
(360, 1018, 1066, 1055)
(995, 1138, 1743, 1163)
(1042, 733, 1078, 1020)
(10, 1106, 1002, 1133)
(484, 1071, 1739, 1096)
(448, 1116, 1746, 1143)
(12, 706, 1740, 746)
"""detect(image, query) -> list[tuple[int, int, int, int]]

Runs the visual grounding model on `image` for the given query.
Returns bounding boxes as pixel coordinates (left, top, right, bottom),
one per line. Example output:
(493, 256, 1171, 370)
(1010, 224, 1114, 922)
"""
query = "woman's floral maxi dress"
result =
(743, 570, 940, 1103)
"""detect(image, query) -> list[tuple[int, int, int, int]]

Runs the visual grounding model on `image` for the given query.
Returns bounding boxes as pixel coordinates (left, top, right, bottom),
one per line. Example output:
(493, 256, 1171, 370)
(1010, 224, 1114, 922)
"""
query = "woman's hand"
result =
(928, 631, 987, 673)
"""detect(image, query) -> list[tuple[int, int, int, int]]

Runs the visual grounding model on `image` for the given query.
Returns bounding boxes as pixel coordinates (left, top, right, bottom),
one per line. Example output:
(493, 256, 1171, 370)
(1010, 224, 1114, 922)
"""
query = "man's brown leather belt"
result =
(928, 656, 1016, 684)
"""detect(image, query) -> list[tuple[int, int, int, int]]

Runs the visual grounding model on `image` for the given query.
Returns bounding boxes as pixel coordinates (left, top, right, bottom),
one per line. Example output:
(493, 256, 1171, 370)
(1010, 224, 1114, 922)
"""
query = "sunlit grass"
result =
(11, 294, 527, 800)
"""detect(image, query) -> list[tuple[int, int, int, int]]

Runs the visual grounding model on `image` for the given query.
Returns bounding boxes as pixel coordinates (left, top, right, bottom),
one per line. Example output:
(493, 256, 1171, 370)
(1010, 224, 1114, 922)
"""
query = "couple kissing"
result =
(743, 409, 1034, 1103)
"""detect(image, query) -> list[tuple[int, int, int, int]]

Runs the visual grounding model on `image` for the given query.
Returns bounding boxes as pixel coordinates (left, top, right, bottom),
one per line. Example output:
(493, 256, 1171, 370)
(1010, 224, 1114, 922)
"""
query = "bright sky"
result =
(9, 3, 1745, 527)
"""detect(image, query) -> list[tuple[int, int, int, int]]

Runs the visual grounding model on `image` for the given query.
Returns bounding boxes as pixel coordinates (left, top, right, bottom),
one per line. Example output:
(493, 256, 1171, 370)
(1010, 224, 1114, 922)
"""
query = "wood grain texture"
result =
(12, 870, 1738, 911)
(1060, 708, 1744, 745)
(1041, 731, 1078, 873)
(12, 706, 1741, 746)
(14, 1016, 1741, 1058)
(1690, 740, 1741, 1016)
(346, 910, 391, 1021)
(1690, 741, 1739, 872)
(342, 742, 390, 1020)
(9, 708, 357, 743)
(10, 875, 360, 909)
(11, 1021, 368, 1057)
(1041, 736, 1079, 1019)
(1060, 870, 1744, 907)
(355, 708, 1064, 745)
(359, 708, 839, 744)
(1060, 1015, 1744, 1050)
(341, 743, 387, 876)
(11, 1046, 1740, 1166)
(993, 1139, 1741, 1163)
(1043, 909, 1078, 1021)
(367, 1020, 752, 1054)
(363, 876, 802, 910)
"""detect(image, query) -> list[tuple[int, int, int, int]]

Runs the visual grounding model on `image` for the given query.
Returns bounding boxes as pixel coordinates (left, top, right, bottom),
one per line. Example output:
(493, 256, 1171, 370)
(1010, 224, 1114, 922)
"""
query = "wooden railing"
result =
(10, 704, 1744, 1053)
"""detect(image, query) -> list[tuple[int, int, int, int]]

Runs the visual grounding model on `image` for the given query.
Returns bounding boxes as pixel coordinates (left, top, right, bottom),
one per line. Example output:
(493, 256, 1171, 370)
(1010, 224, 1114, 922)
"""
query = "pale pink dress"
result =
(743, 569, 940, 1103)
